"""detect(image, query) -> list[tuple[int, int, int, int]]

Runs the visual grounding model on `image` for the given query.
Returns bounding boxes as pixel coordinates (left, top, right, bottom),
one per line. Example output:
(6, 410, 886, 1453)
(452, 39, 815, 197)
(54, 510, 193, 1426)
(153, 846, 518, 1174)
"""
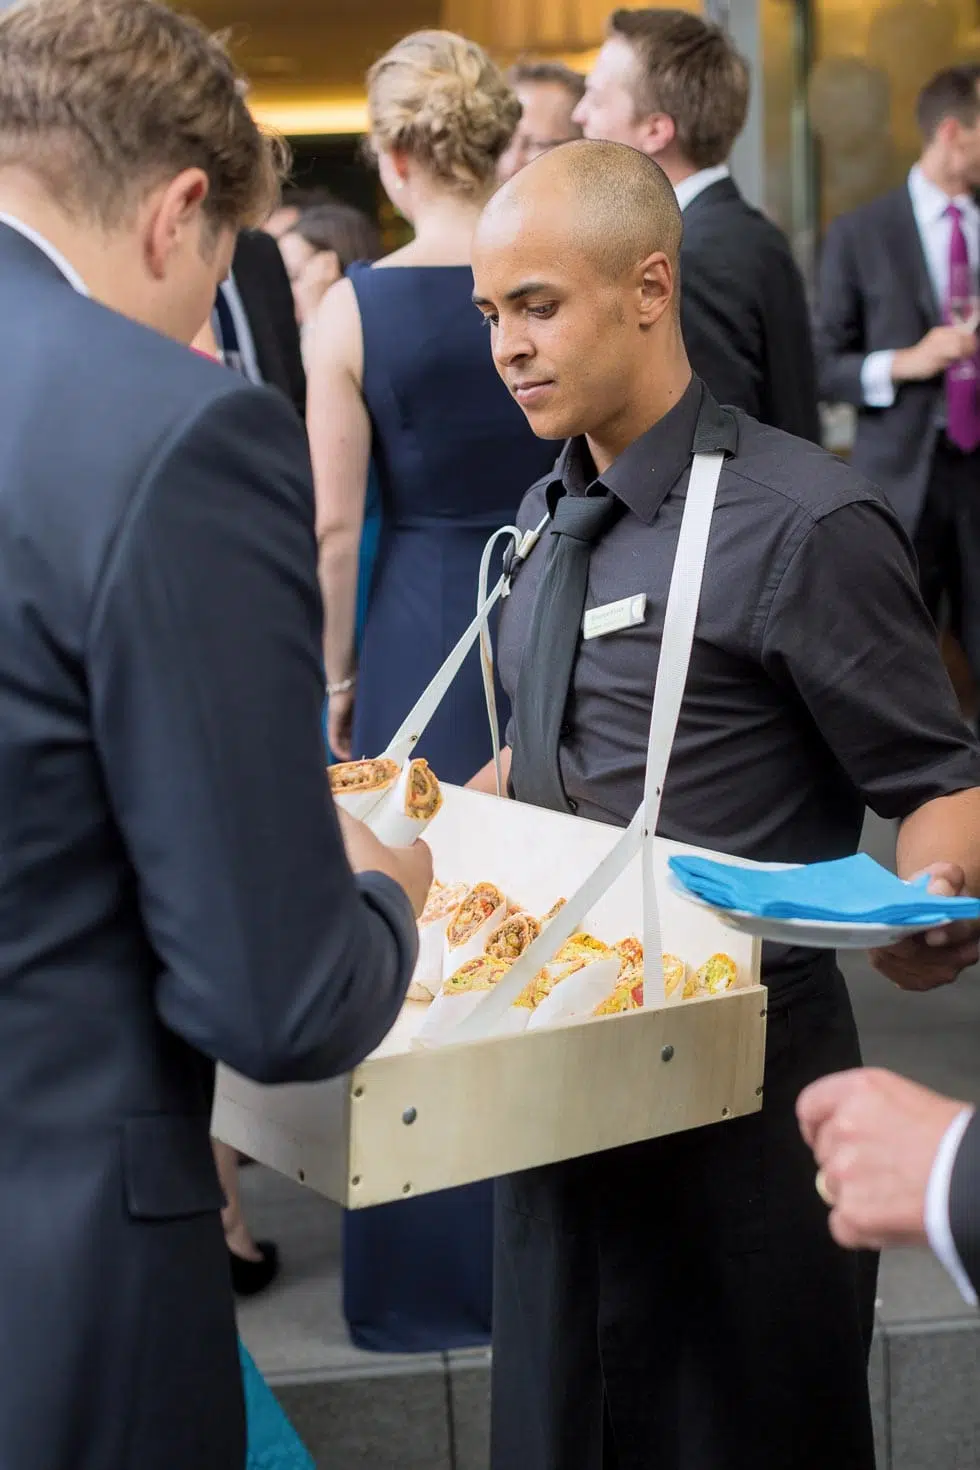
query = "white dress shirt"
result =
(861, 165, 980, 408)
(0, 211, 89, 296)
(213, 269, 263, 386)
(925, 1105, 978, 1307)
(674, 164, 731, 214)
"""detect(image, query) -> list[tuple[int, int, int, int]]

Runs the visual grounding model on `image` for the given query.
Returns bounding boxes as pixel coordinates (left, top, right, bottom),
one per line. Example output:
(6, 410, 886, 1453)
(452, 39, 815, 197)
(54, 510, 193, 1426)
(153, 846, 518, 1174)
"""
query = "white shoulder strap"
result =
(640, 450, 724, 1000)
(454, 450, 725, 1038)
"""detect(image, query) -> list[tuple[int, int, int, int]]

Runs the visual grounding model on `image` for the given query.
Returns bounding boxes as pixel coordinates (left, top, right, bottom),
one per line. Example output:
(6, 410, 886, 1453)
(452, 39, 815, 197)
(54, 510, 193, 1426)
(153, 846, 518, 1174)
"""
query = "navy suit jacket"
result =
(0, 222, 417, 1470)
(814, 184, 944, 534)
(680, 177, 821, 444)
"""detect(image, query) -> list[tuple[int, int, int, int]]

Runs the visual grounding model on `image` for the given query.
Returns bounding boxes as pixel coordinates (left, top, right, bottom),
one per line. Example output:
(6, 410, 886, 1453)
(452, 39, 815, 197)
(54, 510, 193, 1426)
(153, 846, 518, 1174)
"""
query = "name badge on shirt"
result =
(582, 594, 647, 640)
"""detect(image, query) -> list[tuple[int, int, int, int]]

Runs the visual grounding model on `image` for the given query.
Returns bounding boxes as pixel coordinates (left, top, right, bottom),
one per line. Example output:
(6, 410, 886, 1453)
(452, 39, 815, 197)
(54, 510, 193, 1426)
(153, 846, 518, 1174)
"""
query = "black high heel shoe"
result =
(229, 1240, 280, 1297)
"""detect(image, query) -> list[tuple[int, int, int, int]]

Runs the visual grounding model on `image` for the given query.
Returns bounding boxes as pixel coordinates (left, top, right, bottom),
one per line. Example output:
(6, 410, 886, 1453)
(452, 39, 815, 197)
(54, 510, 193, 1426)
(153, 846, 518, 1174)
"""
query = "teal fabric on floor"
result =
(241, 1342, 314, 1469)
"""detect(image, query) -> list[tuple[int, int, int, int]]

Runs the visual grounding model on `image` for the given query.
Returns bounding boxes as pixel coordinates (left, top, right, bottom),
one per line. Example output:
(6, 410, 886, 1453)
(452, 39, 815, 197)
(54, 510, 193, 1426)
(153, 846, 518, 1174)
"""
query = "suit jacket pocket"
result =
(122, 1114, 224, 1220)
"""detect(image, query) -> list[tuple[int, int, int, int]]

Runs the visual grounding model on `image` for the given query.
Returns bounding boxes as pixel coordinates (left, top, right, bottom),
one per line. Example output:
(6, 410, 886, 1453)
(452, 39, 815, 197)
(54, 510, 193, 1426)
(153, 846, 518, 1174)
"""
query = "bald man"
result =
(470, 141, 980, 1470)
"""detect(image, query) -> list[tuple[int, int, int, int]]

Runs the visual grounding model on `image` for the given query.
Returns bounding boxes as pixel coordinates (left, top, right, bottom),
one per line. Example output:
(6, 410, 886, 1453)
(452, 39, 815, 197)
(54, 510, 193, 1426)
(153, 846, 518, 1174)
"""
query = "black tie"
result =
(510, 492, 622, 812)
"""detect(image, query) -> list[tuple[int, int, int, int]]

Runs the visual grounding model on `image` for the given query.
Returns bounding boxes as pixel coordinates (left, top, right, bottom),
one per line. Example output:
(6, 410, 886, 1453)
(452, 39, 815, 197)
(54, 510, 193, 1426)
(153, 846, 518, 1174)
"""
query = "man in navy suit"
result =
(0, 2, 429, 1467)
(815, 65, 980, 682)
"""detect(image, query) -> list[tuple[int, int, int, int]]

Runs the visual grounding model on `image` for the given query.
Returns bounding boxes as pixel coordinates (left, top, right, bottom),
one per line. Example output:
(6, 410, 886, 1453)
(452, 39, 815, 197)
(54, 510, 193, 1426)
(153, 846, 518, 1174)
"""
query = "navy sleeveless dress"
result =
(342, 263, 557, 1353)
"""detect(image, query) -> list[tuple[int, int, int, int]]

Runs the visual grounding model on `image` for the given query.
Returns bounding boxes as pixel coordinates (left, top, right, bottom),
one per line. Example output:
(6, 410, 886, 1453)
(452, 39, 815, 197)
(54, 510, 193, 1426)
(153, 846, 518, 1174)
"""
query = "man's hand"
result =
(336, 808, 433, 917)
(870, 863, 980, 990)
(797, 1068, 967, 1250)
(892, 326, 977, 383)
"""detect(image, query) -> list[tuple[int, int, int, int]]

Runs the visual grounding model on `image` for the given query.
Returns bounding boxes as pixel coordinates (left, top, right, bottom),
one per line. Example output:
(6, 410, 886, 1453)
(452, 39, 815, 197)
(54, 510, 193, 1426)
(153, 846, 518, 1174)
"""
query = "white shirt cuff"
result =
(860, 350, 898, 409)
(925, 1106, 978, 1308)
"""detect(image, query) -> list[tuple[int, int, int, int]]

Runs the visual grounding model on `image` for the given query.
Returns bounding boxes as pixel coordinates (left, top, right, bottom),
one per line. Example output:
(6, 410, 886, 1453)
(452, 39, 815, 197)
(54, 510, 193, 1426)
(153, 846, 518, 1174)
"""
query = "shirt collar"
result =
(674, 164, 731, 213)
(908, 163, 978, 226)
(546, 377, 737, 525)
(0, 212, 90, 296)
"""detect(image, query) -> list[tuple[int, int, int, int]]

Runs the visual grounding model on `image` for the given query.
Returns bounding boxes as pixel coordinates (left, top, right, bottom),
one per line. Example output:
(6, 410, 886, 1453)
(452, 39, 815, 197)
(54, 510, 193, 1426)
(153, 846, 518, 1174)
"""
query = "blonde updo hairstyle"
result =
(367, 30, 521, 196)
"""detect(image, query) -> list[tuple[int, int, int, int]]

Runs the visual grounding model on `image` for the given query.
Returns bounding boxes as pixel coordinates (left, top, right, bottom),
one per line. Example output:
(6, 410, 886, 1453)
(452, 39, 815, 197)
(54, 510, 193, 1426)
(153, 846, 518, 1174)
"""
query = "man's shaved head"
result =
(472, 139, 690, 460)
(483, 138, 682, 281)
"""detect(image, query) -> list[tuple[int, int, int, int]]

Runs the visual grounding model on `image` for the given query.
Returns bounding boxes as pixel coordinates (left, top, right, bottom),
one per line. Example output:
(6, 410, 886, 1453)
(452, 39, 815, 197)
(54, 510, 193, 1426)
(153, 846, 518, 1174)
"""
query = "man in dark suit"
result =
(799, 1068, 979, 1309)
(573, 7, 820, 441)
(0, 2, 429, 1467)
(215, 227, 307, 417)
(815, 66, 980, 678)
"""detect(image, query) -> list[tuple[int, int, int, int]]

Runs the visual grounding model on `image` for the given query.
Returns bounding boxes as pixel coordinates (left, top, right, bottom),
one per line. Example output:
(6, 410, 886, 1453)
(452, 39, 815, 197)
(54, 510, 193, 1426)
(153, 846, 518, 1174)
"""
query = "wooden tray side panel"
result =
(212, 1071, 352, 1201)
(346, 987, 767, 1208)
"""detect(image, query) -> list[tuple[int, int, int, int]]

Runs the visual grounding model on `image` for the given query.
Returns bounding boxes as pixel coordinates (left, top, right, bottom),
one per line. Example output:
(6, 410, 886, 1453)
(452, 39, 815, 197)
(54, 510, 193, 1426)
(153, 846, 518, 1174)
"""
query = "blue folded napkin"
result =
(668, 852, 980, 926)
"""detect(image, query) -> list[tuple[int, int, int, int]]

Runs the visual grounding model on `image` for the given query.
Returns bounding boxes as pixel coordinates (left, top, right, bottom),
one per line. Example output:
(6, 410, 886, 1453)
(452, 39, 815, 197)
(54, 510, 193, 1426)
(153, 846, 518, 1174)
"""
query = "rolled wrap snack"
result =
(410, 880, 469, 1000)
(444, 882, 507, 972)
(328, 757, 400, 820)
(485, 912, 541, 963)
(413, 955, 510, 1046)
(370, 758, 443, 846)
(526, 956, 621, 1031)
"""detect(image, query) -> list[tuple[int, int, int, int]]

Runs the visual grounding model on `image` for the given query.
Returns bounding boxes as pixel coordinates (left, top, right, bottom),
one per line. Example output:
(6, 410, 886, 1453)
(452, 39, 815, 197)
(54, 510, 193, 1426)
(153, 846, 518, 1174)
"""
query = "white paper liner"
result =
(413, 920, 448, 997)
(369, 761, 442, 846)
(525, 957, 621, 1031)
(443, 893, 507, 973)
(412, 989, 488, 1047)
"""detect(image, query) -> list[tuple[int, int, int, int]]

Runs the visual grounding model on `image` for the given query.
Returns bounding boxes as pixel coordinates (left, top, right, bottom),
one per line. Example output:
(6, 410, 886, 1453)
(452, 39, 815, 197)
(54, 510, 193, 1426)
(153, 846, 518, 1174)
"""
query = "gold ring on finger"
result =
(815, 1169, 835, 1207)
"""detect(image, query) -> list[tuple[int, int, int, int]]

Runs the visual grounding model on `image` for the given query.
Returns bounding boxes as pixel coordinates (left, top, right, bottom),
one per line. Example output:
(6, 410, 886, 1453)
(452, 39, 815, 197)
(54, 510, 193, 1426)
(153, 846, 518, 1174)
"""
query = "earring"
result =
(394, 179, 405, 192)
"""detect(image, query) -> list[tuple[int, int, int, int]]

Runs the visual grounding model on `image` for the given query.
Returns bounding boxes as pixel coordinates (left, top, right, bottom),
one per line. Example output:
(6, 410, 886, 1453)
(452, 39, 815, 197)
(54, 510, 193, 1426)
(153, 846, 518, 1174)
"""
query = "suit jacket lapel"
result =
(893, 185, 941, 326)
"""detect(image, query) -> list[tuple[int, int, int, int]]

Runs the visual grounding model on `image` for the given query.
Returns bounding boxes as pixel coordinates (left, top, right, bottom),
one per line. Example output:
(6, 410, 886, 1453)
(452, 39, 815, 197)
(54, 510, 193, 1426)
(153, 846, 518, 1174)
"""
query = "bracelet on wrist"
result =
(326, 674, 357, 697)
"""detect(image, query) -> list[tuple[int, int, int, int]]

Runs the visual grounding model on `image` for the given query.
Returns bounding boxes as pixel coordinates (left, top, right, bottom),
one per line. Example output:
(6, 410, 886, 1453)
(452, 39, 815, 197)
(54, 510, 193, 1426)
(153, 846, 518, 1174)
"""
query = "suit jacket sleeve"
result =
(760, 250, 822, 443)
(813, 216, 869, 408)
(86, 380, 418, 1085)
(949, 1109, 980, 1300)
(235, 230, 307, 419)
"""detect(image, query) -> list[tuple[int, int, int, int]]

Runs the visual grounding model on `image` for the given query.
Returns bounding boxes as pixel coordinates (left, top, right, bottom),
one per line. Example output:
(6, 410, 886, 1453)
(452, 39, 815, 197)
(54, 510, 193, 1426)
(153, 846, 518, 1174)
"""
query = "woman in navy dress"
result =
(307, 30, 557, 1352)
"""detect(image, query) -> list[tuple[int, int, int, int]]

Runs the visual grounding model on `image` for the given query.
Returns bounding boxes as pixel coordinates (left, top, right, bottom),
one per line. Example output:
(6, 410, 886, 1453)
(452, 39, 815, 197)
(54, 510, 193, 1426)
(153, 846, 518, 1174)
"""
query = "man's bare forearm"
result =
(468, 745, 512, 795)
(896, 787, 980, 895)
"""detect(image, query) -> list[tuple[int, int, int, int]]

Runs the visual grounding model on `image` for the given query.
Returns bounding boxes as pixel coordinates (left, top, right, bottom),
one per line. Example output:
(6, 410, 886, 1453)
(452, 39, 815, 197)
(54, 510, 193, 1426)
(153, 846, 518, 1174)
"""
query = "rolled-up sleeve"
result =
(87, 382, 417, 1085)
(760, 499, 980, 816)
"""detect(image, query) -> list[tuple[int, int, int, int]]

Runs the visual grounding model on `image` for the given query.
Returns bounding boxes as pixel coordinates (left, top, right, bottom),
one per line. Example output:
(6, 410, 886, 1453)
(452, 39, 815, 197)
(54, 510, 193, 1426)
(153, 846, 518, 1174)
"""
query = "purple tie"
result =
(945, 203, 980, 453)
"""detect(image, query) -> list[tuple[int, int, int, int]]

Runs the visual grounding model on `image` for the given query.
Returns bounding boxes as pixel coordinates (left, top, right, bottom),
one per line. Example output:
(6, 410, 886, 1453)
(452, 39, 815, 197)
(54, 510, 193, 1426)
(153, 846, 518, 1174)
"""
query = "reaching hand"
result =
(797, 1068, 967, 1251)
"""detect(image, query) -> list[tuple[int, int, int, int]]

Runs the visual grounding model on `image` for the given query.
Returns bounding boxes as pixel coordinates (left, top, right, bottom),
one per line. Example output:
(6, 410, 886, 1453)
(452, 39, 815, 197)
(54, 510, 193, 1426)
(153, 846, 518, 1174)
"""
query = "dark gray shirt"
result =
(498, 378, 980, 988)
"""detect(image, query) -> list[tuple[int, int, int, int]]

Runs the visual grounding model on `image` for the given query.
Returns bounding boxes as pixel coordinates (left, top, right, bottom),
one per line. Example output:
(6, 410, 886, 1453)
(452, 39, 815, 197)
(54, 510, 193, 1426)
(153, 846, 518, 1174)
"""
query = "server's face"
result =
(472, 215, 652, 444)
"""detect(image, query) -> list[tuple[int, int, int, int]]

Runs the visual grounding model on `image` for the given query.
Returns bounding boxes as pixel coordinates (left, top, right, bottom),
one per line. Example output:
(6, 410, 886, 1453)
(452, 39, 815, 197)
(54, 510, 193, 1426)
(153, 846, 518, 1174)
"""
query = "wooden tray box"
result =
(213, 786, 766, 1208)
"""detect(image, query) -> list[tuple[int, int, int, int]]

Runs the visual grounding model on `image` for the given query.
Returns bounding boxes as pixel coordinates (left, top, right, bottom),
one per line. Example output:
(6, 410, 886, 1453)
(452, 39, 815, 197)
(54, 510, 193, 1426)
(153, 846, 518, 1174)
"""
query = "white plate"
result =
(666, 875, 953, 950)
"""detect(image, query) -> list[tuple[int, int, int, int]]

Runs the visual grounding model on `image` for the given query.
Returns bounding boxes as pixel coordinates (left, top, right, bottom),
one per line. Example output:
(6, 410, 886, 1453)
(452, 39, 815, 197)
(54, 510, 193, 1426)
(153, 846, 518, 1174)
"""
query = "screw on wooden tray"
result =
(721, 1107, 731, 1118)
(351, 1176, 361, 1187)
(660, 1045, 674, 1063)
(402, 1183, 412, 1195)
(298, 1170, 306, 1184)
(402, 1107, 418, 1125)
(756, 1086, 763, 1096)
(352, 1085, 365, 1098)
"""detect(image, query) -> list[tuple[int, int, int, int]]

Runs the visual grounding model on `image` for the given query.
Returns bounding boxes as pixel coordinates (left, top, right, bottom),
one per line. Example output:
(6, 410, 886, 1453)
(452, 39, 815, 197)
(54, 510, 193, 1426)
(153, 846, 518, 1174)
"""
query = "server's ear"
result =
(634, 251, 674, 332)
